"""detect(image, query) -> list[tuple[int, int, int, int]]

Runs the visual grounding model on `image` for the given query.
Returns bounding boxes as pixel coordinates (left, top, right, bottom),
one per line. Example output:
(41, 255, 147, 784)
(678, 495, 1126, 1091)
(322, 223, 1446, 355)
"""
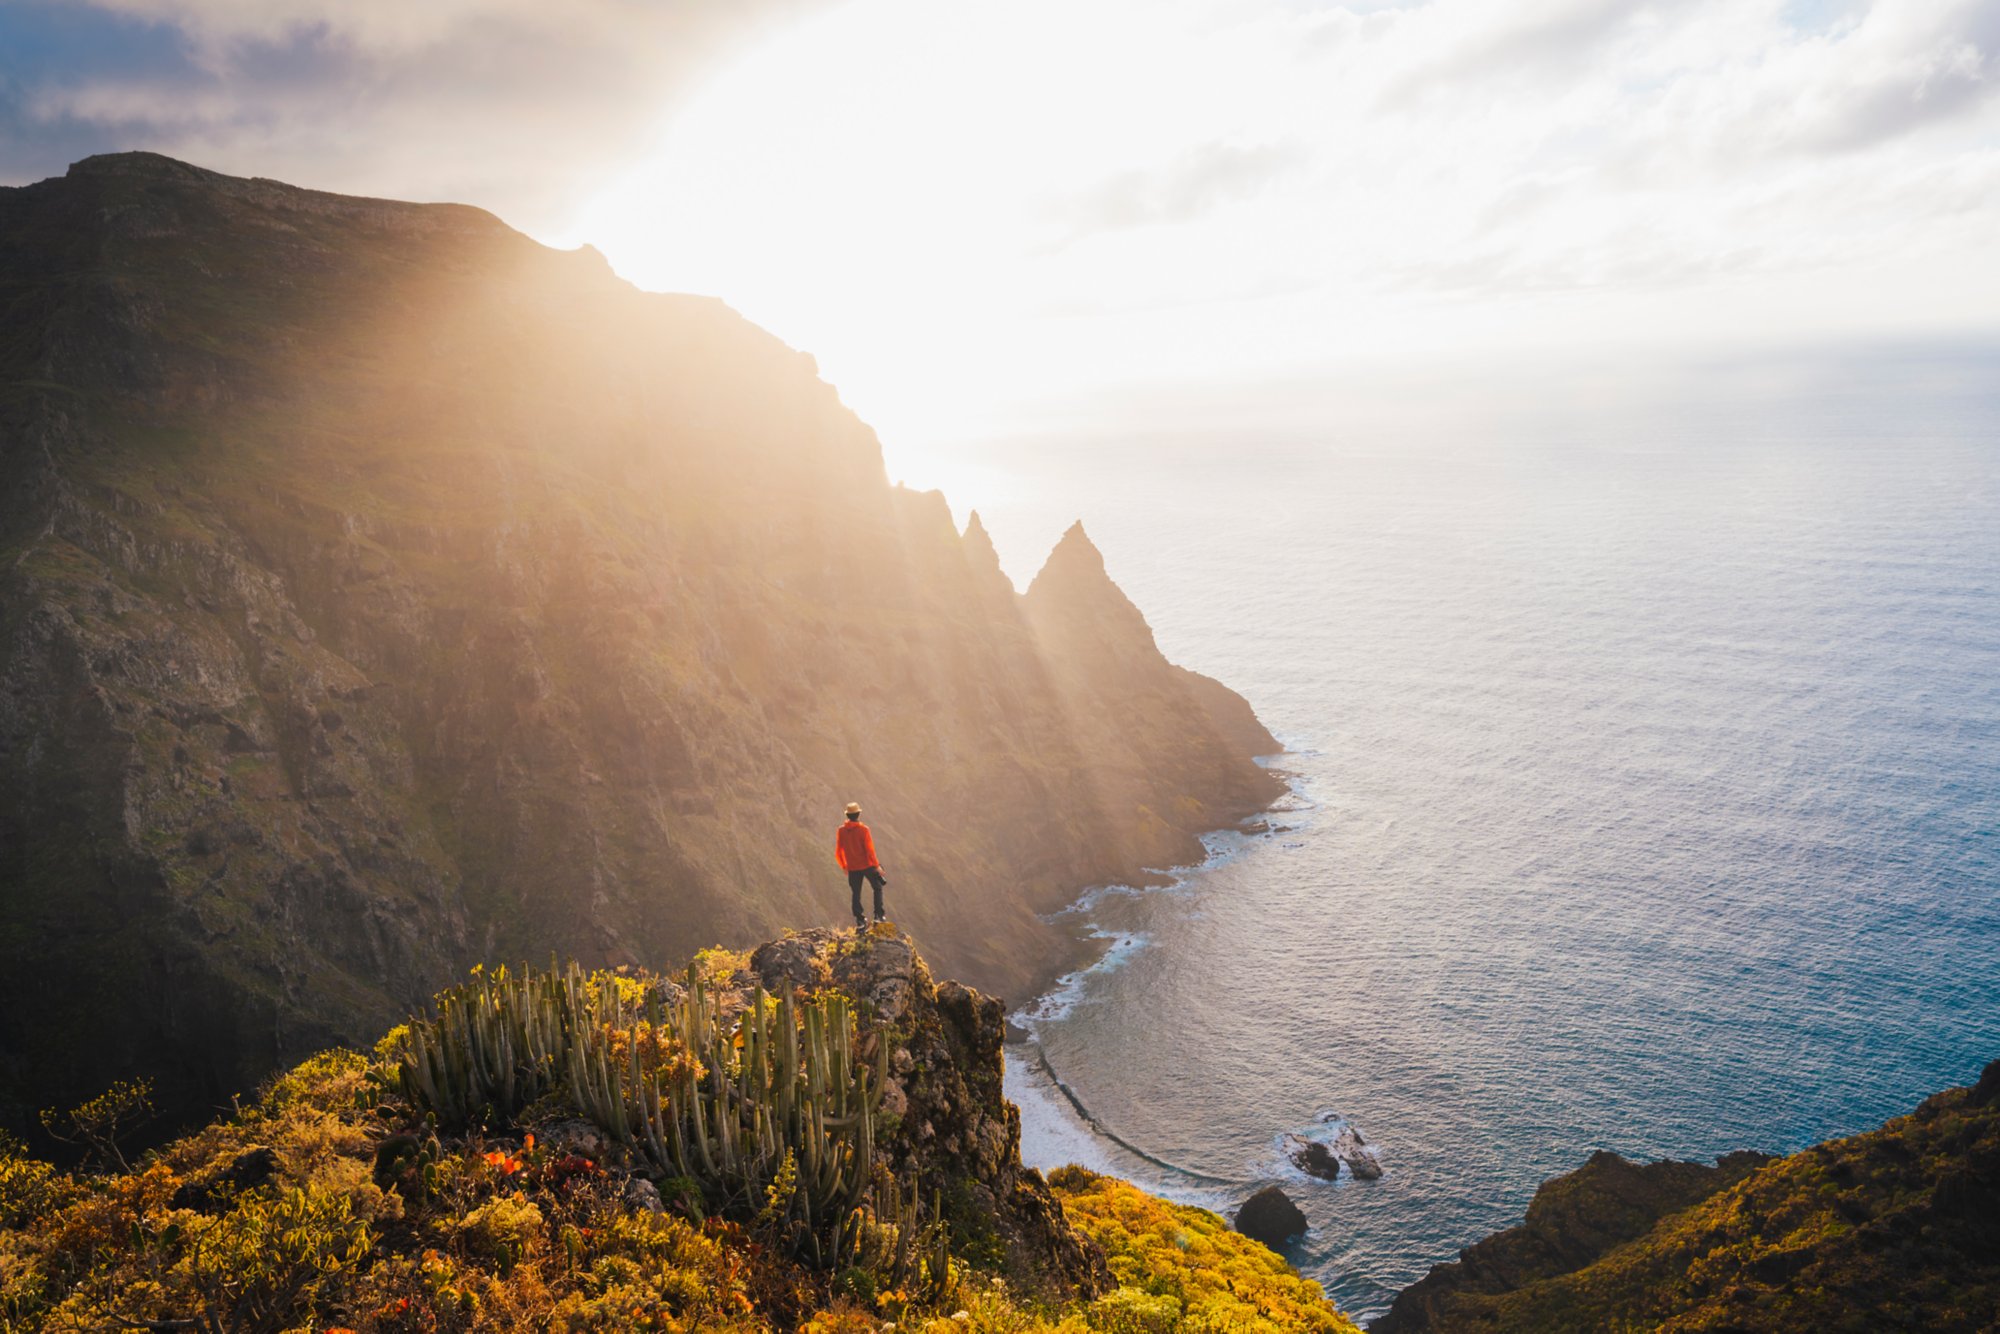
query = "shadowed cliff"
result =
(0, 153, 1282, 1137)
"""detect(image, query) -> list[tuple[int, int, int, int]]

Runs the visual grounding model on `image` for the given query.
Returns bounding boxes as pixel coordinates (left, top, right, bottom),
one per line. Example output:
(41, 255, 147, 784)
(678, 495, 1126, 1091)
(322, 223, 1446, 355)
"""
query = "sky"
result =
(5, 0, 1999, 467)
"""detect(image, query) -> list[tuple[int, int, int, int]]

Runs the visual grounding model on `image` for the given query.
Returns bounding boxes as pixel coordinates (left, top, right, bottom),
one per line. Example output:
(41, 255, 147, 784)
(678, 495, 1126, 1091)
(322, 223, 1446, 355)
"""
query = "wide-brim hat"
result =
(844, 802, 862, 815)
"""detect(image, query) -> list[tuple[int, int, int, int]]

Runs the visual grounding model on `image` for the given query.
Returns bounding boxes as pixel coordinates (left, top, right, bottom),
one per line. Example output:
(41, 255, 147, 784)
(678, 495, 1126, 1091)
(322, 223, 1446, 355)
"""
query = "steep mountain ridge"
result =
(0, 153, 1281, 1136)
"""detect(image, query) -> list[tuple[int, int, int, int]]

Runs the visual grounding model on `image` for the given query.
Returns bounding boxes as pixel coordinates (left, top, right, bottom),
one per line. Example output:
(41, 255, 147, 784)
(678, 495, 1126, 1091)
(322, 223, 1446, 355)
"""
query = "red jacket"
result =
(835, 821, 879, 872)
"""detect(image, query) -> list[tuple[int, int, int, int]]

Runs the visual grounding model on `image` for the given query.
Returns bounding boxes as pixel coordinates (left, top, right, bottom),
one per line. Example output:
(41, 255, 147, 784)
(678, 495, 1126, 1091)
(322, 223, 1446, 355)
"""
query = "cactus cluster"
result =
(399, 965, 572, 1126)
(397, 961, 949, 1299)
(575, 974, 883, 1232)
(841, 1172, 958, 1307)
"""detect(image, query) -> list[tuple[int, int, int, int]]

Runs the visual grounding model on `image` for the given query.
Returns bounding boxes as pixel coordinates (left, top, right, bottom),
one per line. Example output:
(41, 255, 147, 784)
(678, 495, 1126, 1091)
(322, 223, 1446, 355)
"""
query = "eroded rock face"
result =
(749, 926, 1112, 1299)
(0, 152, 1282, 1138)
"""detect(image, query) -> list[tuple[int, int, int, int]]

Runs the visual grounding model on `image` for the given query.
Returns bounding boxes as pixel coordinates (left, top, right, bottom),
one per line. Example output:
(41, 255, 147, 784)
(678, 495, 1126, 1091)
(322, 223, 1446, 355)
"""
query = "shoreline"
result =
(1015, 755, 1312, 1030)
(1003, 757, 1318, 1201)
(995, 751, 1304, 1014)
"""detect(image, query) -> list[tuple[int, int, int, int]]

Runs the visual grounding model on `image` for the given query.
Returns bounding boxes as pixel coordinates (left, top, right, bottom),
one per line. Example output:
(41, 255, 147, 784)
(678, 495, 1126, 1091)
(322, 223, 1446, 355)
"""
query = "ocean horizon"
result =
(933, 387, 2000, 1322)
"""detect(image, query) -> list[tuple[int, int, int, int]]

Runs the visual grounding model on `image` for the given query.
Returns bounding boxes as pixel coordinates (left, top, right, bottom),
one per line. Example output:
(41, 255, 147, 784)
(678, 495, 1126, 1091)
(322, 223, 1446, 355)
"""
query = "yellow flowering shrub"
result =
(0, 960, 1367, 1334)
(0, 1134, 77, 1229)
(1048, 1168, 1361, 1334)
(456, 1192, 544, 1269)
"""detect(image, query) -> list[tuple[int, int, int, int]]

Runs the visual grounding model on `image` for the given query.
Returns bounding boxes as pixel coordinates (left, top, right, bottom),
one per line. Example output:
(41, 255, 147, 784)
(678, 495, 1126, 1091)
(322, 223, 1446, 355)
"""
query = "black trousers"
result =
(848, 867, 886, 922)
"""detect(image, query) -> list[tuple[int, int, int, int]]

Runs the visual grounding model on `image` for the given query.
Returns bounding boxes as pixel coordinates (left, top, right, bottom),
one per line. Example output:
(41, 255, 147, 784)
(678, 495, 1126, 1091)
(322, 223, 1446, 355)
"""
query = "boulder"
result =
(749, 932, 830, 993)
(1283, 1133, 1342, 1180)
(1235, 1185, 1309, 1251)
(533, 1116, 628, 1168)
(1333, 1126, 1383, 1180)
(621, 1176, 664, 1214)
(169, 1145, 278, 1210)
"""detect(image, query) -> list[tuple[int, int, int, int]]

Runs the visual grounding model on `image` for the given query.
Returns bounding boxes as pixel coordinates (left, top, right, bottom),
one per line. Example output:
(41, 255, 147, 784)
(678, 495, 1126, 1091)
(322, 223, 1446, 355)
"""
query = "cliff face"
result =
(0, 153, 1282, 1136)
(1375, 1062, 2000, 1332)
(741, 928, 1109, 1298)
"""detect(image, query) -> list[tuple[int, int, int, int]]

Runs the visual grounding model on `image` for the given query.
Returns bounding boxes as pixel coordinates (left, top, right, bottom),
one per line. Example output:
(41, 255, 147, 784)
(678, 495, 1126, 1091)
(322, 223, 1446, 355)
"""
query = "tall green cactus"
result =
(570, 970, 889, 1239)
(833, 1175, 958, 1307)
(400, 965, 572, 1126)
(397, 961, 899, 1273)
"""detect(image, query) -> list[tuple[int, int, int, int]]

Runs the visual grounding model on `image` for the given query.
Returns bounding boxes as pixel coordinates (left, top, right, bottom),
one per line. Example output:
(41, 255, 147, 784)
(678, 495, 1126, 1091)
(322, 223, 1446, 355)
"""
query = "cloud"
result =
(6, 0, 1998, 438)
(1377, 0, 1655, 108)
(1288, 0, 2000, 301)
(1045, 140, 1301, 245)
(1746, 1, 2000, 155)
(0, 0, 832, 232)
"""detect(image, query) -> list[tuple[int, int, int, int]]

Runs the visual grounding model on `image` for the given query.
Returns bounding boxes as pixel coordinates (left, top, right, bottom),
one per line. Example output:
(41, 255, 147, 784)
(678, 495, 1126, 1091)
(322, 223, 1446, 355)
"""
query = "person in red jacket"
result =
(836, 802, 887, 928)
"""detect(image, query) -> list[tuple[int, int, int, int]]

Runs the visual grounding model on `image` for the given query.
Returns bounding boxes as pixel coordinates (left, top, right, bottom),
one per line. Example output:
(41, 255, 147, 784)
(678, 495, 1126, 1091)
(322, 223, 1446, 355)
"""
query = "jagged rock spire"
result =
(962, 510, 1003, 570)
(1026, 521, 1109, 595)
(957, 510, 1022, 595)
(1024, 520, 1162, 660)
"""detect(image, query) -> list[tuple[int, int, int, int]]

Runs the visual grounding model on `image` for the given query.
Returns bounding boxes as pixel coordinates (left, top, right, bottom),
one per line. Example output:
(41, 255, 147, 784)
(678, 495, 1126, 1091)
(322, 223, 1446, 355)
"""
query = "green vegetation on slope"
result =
(0, 935, 1356, 1333)
(1378, 1061, 2000, 1332)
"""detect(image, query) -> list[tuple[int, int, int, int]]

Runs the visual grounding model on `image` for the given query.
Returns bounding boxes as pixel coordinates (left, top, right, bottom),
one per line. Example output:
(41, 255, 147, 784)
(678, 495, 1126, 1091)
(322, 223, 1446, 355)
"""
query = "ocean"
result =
(908, 388, 2000, 1323)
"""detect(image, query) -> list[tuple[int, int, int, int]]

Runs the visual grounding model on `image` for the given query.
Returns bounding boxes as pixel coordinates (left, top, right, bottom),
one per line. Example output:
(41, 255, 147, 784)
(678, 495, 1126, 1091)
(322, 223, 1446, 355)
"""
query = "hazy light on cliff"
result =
(563, 0, 2000, 465)
(564, 0, 1242, 448)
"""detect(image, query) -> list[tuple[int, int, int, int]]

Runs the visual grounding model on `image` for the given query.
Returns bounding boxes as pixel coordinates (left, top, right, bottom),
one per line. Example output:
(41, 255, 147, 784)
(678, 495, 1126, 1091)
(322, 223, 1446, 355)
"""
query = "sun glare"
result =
(561, 0, 1297, 467)
(561, 0, 2000, 479)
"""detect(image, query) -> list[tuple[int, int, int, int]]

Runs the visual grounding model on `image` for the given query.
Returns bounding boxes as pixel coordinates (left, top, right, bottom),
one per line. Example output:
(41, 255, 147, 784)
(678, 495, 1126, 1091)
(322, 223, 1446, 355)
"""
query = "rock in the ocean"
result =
(1333, 1126, 1384, 1180)
(1283, 1133, 1343, 1180)
(1284, 1127, 1383, 1180)
(1235, 1185, 1309, 1251)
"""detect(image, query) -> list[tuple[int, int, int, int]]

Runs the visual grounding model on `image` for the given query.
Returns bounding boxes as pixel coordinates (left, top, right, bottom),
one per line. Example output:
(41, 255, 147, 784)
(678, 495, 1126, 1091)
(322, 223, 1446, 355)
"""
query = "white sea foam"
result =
(1014, 788, 1313, 1031)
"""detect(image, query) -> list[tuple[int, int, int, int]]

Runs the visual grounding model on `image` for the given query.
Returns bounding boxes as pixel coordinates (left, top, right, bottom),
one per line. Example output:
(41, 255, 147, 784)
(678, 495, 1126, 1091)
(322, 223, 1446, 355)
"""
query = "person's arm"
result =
(835, 833, 849, 870)
(864, 827, 880, 869)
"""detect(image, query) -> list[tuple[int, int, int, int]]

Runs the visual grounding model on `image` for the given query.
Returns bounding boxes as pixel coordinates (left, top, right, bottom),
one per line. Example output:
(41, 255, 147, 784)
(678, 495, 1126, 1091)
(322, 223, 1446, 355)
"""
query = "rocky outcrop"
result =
(0, 930, 1375, 1331)
(1337, 1127, 1384, 1180)
(743, 926, 1110, 1297)
(1376, 1063, 2000, 1329)
(1285, 1136, 1342, 1181)
(1374, 1148, 1771, 1331)
(0, 153, 1282, 1139)
(1235, 1184, 1309, 1252)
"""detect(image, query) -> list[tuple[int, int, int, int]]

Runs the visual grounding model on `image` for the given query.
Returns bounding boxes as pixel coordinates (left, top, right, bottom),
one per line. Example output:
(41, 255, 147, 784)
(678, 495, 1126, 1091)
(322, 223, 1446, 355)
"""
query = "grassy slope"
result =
(1392, 1062, 2000, 1332)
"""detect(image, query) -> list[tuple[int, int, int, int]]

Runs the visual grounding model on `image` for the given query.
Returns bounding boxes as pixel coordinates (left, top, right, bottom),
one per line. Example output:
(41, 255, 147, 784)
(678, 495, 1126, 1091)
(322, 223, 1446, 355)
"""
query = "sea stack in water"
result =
(1284, 1134, 1342, 1180)
(1284, 1124, 1384, 1180)
(1336, 1125, 1384, 1180)
(1235, 1185, 1310, 1251)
